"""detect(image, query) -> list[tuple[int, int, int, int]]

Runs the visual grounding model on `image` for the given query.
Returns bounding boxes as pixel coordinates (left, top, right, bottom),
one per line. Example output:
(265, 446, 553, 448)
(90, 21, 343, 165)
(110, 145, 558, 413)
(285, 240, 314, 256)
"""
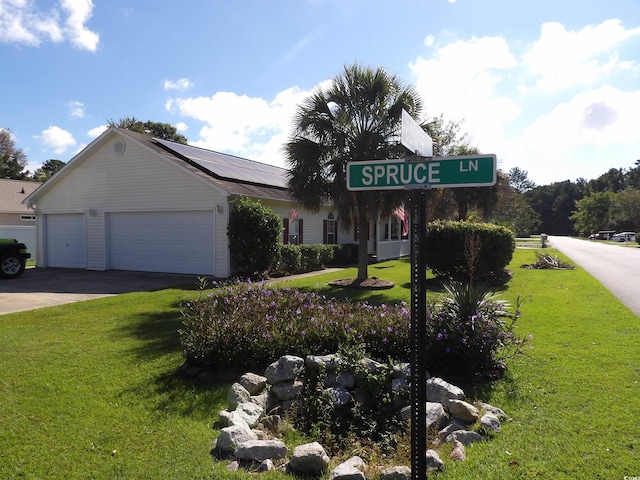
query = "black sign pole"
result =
(410, 187, 428, 480)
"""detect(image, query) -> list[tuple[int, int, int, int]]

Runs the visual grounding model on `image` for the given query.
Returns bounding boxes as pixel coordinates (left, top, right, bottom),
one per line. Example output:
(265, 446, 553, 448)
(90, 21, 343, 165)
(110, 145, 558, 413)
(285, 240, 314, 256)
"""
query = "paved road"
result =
(549, 235, 640, 316)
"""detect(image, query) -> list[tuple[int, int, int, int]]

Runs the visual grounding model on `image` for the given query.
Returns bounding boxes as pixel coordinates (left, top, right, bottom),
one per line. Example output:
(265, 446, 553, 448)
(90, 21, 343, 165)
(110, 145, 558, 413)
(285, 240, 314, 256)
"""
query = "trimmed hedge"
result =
(426, 221, 515, 282)
(277, 243, 358, 274)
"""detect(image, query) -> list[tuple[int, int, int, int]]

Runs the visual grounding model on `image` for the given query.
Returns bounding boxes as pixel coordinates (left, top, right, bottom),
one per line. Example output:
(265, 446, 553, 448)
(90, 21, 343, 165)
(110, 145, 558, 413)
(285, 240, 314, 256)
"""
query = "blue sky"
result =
(1, 0, 639, 186)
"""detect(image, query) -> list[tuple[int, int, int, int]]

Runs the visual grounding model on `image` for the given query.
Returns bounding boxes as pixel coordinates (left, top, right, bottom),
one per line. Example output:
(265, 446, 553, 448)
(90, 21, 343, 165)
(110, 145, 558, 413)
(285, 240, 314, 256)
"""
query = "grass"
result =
(1, 248, 639, 479)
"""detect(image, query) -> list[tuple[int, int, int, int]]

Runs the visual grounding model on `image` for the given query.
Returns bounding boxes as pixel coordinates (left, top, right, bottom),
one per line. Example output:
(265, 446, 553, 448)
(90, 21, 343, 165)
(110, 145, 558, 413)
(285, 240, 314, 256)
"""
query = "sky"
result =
(1, 0, 640, 186)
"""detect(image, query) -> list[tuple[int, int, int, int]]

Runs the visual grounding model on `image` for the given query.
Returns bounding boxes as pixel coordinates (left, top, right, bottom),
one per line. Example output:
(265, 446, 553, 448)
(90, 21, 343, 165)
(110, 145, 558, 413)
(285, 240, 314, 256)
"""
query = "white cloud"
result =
(175, 122, 188, 132)
(163, 77, 193, 91)
(87, 125, 108, 138)
(410, 35, 521, 151)
(0, 0, 98, 50)
(67, 100, 85, 118)
(34, 126, 76, 154)
(522, 19, 640, 93)
(60, 0, 98, 51)
(167, 86, 312, 166)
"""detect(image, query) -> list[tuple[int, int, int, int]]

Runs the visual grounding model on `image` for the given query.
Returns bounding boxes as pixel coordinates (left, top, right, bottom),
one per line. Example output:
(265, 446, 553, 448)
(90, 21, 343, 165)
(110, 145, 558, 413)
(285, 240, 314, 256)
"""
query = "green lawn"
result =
(0, 248, 638, 479)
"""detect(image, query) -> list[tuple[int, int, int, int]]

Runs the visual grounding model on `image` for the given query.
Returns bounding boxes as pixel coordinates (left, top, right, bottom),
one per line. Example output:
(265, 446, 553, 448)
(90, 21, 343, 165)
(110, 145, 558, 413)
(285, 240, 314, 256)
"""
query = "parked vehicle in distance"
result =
(0, 238, 31, 279)
(612, 232, 637, 242)
(589, 230, 616, 240)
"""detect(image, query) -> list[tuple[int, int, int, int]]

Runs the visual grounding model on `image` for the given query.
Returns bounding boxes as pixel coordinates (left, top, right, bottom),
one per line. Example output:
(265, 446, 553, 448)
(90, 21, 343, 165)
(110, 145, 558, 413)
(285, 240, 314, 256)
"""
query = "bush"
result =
(228, 197, 282, 277)
(279, 244, 302, 273)
(328, 244, 358, 265)
(426, 282, 528, 377)
(179, 280, 528, 379)
(299, 244, 323, 272)
(426, 221, 515, 282)
(179, 280, 411, 373)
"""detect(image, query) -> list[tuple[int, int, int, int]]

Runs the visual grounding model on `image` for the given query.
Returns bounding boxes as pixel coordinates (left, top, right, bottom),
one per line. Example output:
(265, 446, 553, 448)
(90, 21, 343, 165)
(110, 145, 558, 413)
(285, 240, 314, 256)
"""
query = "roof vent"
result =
(114, 140, 126, 155)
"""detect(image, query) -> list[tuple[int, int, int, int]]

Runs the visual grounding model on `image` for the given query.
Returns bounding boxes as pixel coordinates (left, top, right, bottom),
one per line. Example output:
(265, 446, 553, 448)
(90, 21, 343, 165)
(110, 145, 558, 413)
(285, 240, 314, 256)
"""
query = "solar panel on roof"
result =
(155, 139, 288, 189)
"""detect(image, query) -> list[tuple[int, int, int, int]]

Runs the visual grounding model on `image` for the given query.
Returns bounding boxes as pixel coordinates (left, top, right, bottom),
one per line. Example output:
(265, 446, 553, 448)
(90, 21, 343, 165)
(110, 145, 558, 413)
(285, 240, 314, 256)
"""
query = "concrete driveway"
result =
(0, 268, 201, 315)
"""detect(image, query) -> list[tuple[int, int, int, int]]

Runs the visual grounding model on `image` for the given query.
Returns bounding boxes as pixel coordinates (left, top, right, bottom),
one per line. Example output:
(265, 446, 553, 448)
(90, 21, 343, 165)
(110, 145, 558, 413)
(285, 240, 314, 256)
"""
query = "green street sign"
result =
(346, 154, 497, 191)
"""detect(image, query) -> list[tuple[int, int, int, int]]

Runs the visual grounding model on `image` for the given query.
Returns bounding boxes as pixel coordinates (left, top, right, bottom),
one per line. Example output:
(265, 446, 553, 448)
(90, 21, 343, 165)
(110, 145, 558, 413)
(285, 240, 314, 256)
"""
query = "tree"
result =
(285, 63, 422, 280)
(524, 180, 584, 235)
(611, 189, 640, 232)
(32, 159, 66, 182)
(570, 191, 615, 235)
(507, 167, 536, 193)
(107, 117, 188, 144)
(0, 129, 29, 179)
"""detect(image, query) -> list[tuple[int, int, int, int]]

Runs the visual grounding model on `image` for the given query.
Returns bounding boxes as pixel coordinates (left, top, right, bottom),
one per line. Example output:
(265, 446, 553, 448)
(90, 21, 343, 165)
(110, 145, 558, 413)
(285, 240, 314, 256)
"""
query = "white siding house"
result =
(24, 127, 409, 276)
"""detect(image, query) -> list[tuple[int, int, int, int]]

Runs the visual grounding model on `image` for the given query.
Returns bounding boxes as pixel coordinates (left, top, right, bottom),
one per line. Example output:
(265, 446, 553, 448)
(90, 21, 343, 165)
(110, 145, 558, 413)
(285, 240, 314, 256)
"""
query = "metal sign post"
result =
(409, 188, 428, 480)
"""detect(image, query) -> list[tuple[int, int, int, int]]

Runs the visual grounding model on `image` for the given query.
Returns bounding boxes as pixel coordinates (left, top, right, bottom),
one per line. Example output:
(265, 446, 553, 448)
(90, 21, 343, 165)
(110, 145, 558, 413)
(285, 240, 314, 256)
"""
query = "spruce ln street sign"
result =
(346, 154, 497, 191)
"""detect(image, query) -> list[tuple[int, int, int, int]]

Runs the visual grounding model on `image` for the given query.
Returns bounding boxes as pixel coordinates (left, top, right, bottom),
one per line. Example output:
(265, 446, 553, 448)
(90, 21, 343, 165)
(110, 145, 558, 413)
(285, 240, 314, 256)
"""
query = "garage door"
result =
(107, 211, 215, 274)
(46, 213, 87, 268)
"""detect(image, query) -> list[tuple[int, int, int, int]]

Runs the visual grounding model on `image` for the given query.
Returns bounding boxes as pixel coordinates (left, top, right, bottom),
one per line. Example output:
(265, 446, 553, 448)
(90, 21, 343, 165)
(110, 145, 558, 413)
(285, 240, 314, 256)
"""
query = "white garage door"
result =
(45, 213, 87, 268)
(107, 211, 215, 274)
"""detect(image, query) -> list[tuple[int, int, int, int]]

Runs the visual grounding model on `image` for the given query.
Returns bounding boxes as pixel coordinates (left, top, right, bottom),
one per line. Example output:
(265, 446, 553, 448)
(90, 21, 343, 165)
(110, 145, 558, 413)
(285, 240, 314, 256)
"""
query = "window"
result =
(324, 213, 337, 244)
(283, 218, 303, 244)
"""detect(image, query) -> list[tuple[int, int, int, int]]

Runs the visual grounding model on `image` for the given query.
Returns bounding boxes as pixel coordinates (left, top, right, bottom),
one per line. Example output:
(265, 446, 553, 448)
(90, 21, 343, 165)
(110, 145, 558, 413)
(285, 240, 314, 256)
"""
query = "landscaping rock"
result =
(270, 379, 304, 402)
(234, 439, 288, 462)
(306, 353, 342, 371)
(425, 402, 449, 430)
(325, 386, 352, 407)
(426, 377, 465, 404)
(325, 371, 356, 389)
(380, 465, 411, 480)
(239, 372, 267, 395)
(447, 399, 480, 422)
(330, 456, 366, 480)
(446, 430, 484, 446)
(392, 362, 412, 380)
(227, 382, 251, 409)
(480, 402, 507, 421)
(288, 442, 330, 477)
(265, 355, 304, 384)
(480, 412, 501, 433)
(449, 439, 466, 461)
(438, 418, 469, 442)
(426, 449, 444, 470)
(258, 459, 274, 471)
(214, 423, 258, 453)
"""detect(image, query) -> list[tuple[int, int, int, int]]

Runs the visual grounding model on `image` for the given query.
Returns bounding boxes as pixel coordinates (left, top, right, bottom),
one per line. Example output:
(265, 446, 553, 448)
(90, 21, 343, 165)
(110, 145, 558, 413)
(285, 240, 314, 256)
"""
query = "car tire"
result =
(0, 254, 26, 279)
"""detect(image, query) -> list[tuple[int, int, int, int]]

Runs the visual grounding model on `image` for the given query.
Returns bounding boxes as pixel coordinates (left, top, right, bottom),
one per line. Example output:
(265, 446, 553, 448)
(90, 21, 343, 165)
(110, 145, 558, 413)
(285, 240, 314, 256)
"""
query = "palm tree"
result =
(285, 64, 422, 280)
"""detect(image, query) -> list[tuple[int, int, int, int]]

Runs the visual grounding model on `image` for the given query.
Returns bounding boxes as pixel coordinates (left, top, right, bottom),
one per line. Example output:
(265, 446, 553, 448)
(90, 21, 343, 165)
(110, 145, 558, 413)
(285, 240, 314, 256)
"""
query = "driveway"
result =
(549, 235, 640, 316)
(0, 268, 200, 315)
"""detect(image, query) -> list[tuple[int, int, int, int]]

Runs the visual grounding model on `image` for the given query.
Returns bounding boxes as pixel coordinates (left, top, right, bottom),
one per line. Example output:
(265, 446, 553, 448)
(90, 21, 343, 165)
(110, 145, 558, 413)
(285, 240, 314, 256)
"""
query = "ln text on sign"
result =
(346, 154, 497, 191)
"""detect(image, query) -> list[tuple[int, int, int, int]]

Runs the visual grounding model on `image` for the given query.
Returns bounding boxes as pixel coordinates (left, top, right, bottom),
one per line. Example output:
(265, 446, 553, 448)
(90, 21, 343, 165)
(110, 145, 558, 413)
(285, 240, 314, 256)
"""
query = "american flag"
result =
(392, 206, 409, 237)
(289, 208, 298, 223)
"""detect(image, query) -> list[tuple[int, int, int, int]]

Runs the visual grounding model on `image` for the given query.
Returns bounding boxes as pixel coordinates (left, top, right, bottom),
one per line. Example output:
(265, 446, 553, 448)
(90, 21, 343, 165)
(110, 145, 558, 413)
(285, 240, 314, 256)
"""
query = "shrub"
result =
(426, 221, 515, 282)
(299, 244, 323, 272)
(179, 280, 528, 380)
(228, 197, 282, 277)
(280, 244, 302, 273)
(425, 282, 528, 377)
(329, 244, 358, 265)
(179, 280, 411, 373)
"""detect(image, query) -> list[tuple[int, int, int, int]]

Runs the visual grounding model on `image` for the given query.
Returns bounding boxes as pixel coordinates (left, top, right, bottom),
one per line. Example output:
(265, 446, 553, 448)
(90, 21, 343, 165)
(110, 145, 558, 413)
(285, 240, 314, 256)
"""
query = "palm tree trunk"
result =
(357, 210, 369, 280)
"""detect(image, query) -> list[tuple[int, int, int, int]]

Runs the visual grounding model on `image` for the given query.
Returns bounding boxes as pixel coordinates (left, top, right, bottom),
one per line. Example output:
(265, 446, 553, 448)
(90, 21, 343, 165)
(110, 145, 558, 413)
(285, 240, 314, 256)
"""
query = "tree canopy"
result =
(0, 129, 29, 180)
(285, 63, 422, 280)
(32, 159, 66, 182)
(107, 117, 188, 144)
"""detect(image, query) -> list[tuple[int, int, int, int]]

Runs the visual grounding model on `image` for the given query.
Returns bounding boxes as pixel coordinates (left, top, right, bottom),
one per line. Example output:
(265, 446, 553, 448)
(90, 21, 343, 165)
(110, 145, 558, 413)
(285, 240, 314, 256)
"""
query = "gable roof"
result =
(0, 178, 41, 213)
(26, 127, 294, 205)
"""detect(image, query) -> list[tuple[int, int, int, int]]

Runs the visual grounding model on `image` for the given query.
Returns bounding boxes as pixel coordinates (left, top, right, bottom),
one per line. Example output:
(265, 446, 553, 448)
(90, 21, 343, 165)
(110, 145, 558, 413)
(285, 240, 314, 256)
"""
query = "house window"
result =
(324, 213, 337, 244)
(283, 218, 303, 244)
(21, 215, 36, 221)
(289, 219, 300, 244)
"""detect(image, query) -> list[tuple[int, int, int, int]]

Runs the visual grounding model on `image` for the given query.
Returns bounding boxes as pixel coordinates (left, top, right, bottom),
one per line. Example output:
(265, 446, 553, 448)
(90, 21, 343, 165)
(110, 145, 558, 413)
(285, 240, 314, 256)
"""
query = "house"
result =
(0, 178, 40, 258)
(24, 127, 409, 276)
